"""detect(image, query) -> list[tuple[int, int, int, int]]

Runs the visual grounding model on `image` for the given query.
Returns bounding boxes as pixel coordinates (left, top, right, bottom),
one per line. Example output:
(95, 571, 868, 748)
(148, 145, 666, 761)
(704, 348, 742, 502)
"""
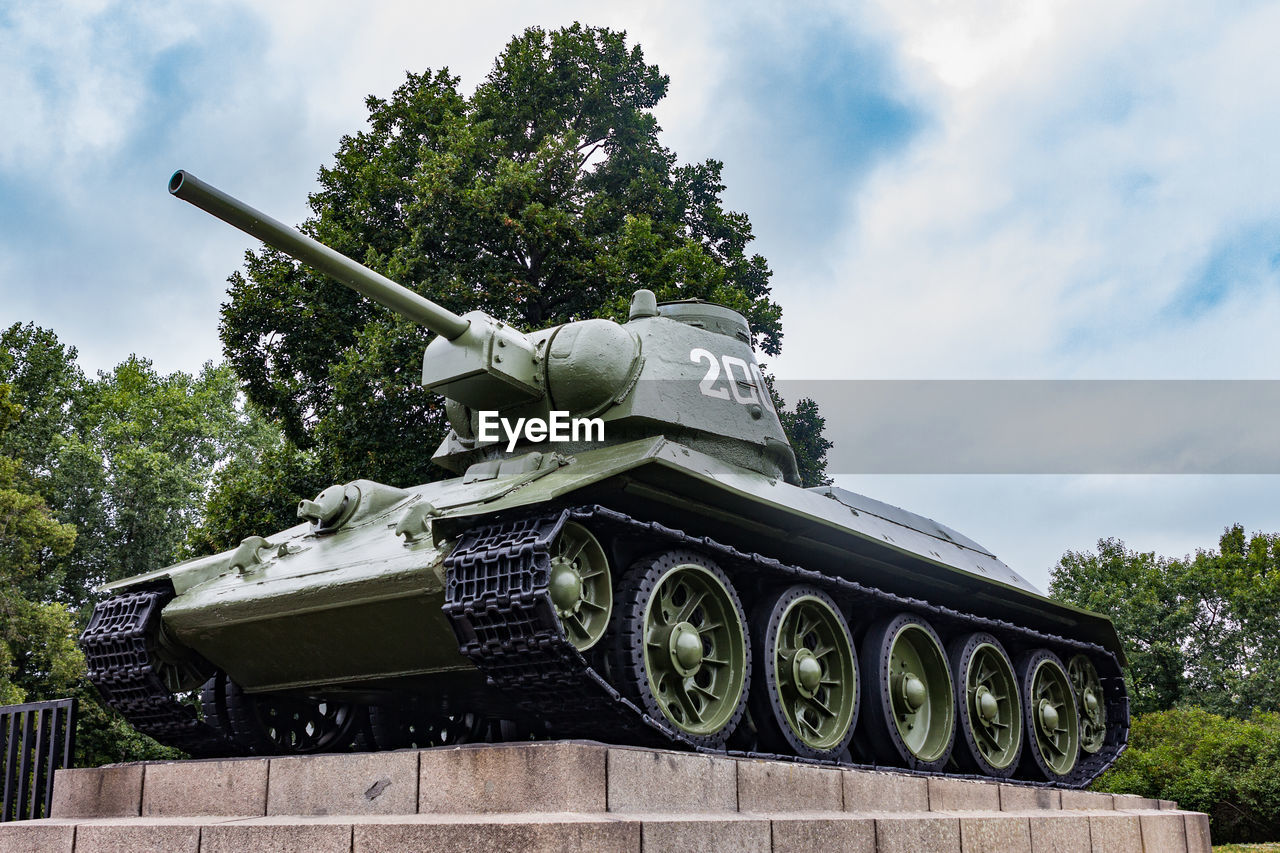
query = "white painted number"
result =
(690, 348, 770, 410)
(690, 348, 730, 399)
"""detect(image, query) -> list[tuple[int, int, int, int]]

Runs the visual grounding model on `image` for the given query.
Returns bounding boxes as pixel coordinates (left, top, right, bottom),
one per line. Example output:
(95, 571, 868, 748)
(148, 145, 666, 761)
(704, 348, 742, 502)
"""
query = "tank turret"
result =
(169, 170, 799, 481)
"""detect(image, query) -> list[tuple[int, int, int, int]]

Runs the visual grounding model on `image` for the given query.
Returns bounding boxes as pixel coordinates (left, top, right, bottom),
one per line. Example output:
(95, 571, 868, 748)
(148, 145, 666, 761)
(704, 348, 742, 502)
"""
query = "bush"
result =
(1094, 708, 1280, 843)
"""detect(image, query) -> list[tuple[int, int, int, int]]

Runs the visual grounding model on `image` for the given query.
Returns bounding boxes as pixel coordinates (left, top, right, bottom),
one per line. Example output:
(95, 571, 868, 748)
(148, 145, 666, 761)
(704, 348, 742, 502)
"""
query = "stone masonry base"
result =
(0, 741, 1209, 852)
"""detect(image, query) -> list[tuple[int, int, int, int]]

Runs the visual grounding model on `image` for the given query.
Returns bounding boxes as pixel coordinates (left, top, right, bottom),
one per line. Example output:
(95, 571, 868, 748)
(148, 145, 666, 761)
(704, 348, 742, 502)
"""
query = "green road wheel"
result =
(610, 550, 750, 747)
(948, 633, 1022, 777)
(1067, 654, 1106, 755)
(549, 521, 612, 651)
(1017, 650, 1080, 781)
(861, 613, 955, 771)
(750, 586, 858, 759)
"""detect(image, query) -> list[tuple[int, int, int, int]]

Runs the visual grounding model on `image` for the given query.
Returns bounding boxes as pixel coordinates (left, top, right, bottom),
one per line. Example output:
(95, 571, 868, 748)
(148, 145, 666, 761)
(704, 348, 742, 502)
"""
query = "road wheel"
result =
(220, 677, 360, 755)
(1067, 654, 1107, 755)
(1018, 649, 1080, 781)
(610, 550, 750, 747)
(549, 521, 612, 651)
(750, 585, 858, 759)
(948, 632, 1022, 777)
(861, 613, 955, 771)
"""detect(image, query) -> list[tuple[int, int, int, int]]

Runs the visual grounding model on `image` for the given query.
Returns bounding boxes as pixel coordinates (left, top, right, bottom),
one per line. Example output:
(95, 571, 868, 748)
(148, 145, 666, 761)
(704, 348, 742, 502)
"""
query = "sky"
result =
(2, 0, 1279, 591)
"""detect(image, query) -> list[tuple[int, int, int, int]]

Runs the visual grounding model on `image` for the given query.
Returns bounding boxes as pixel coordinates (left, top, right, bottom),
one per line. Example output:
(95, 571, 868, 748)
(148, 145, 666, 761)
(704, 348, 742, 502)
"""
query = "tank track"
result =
(81, 586, 233, 758)
(443, 504, 1129, 788)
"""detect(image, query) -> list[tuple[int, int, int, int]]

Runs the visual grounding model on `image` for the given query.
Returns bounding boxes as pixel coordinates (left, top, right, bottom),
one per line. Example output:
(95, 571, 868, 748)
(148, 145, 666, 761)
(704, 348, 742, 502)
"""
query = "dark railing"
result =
(1, 698, 77, 822)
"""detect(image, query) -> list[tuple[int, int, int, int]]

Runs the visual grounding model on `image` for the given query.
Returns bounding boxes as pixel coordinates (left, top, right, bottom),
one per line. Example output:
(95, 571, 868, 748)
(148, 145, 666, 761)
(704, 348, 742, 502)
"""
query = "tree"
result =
(1096, 708, 1280, 844)
(0, 323, 83, 475)
(1, 335, 246, 764)
(42, 357, 256, 607)
(220, 23, 823, 500)
(0, 380, 78, 705)
(1050, 528, 1280, 717)
(1050, 538, 1192, 714)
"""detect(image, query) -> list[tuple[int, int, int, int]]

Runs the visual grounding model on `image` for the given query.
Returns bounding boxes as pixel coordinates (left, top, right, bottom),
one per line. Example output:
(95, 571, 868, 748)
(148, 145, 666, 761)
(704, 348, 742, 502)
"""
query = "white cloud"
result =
(772, 0, 1280, 381)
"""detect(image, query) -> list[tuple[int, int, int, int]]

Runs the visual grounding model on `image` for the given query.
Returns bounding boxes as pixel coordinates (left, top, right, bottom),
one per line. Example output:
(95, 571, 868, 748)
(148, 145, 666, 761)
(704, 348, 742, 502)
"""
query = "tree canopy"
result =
(1050, 527, 1280, 717)
(219, 23, 819, 502)
(0, 323, 268, 763)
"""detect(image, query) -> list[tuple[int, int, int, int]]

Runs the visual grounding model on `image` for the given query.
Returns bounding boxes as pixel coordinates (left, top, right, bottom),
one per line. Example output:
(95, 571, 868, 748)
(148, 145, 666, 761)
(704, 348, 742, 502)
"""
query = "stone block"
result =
(736, 759, 842, 812)
(960, 815, 1032, 852)
(201, 819, 353, 853)
(1000, 783, 1061, 811)
(50, 765, 143, 818)
(73, 821, 200, 853)
(842, 770, 929, 812)
(770, 815, 875, 853)
(1060, 790, 1114, 810)
(1027, 814, 1091, 853)
(641, 815, 771, 853)
(1139, 812, 1187, 852)
(142, 758, 267, 816)
(1113, 793, 1160, 811)
(267, 751, 418, 816)
(874, 814, 962, 853)
(419, 742, 606, 813)
(1087, 813, 1142, 853)
(353, 815, 638, 853)
(607, 748, 736, 813)
(1158, 799, 1178, 810)
(930, 776, 1001, 811)
(0, 821, 74, 853)
(1184, 813, 1212, 853)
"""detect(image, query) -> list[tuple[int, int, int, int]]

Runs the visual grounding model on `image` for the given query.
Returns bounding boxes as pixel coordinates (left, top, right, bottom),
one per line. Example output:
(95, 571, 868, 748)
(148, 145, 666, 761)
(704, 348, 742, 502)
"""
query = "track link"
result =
(81, 586, 233, 758)
(443, 505, 1128, 788)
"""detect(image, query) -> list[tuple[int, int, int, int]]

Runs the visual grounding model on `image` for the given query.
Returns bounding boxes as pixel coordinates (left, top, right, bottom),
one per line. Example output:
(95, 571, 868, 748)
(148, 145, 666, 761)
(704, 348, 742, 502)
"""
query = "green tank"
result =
(80, 170, 1127, 786)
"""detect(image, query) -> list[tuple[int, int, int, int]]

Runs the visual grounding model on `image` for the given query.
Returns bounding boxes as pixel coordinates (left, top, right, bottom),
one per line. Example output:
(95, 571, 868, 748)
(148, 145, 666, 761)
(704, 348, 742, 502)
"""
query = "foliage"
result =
(0, 327, 267, 764)
(0, 381, 79, 705)
(50, 358, 261, 606)
(0, 323, 83, 474)
(1049, 528, 1280, 717)
(1096, 708, 1280, 844)
(774, 390, 833, 488)
(185, 427, 328, 556)
(219, 23, 822, 500)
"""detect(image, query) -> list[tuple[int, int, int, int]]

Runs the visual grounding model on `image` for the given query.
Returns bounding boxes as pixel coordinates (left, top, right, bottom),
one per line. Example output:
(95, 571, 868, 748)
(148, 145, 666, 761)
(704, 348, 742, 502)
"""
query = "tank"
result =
(80, 170, 1128, 786)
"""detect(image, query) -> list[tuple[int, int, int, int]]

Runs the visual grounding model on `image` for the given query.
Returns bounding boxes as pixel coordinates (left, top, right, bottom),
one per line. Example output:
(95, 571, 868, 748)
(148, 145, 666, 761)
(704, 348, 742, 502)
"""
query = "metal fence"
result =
(1, 698, 77, 822)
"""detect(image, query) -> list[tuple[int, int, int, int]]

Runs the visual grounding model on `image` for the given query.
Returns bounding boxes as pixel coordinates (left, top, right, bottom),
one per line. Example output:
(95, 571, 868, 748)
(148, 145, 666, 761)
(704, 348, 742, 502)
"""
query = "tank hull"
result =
(119, 437, 1121, 703)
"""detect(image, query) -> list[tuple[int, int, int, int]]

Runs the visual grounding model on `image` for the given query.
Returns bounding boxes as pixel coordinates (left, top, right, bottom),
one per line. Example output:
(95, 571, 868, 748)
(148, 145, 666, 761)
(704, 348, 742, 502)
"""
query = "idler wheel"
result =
(1067, 654, 1107, 755)
(860, 613, 955, 771)
(609, 550, 750, 747)
(749, 585, 858, 760)
(548, 521, 612, 651)
(947, 632, 1023, 777)
(1017, 649, 1080, 781)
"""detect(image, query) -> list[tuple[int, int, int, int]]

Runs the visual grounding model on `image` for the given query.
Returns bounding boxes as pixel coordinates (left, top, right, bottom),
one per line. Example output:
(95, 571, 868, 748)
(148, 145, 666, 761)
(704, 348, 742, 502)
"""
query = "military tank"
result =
(81, 170, 1127, 786)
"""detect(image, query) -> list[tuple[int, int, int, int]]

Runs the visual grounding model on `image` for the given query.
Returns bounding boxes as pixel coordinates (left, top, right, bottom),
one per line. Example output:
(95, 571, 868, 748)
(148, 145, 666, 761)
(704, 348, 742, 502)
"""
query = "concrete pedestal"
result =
(0, 741, 1210, 853)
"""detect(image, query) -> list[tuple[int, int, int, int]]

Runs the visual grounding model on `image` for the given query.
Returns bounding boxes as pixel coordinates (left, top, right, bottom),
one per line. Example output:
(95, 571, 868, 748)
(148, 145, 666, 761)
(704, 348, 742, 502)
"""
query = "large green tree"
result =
(1, 326, 264, 763)
(47, 357, 258, 606)
(1050, 528, 1280, 717)
(219, 24, 824, 505)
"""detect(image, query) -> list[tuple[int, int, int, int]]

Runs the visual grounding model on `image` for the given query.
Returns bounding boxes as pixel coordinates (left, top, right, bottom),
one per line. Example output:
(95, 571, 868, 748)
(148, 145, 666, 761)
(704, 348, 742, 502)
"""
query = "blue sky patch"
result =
(709, 12, 927, 253)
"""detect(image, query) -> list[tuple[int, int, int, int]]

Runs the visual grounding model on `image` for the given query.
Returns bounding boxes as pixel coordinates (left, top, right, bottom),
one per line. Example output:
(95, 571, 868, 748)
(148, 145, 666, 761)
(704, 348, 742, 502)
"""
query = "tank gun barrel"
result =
(168, 170, 471, 341)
